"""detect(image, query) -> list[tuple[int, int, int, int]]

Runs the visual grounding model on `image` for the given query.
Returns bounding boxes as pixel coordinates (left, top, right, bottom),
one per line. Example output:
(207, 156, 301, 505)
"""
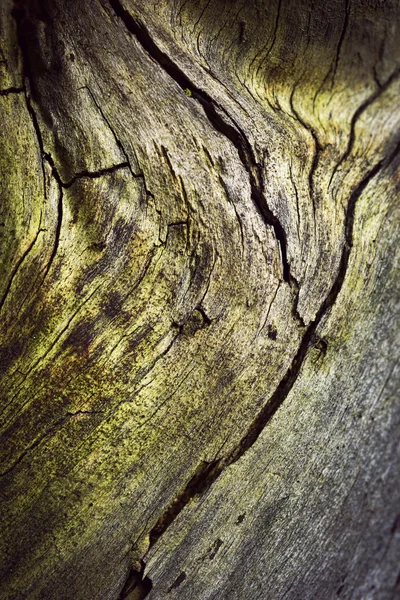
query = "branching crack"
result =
(13, 5, 140, 289)
(81, 84, 136, 177)
(329, 67, 400, 186)
(107, 0, 293, 287)
(13, 6, 140, 193)
(139, 139, 400, 591)
(12, 5, 399, 600)
(289, 83, 323, 231)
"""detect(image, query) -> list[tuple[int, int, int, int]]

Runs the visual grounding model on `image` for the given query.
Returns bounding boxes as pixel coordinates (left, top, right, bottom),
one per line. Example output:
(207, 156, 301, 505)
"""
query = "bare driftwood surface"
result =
(1, 1, 400, 599)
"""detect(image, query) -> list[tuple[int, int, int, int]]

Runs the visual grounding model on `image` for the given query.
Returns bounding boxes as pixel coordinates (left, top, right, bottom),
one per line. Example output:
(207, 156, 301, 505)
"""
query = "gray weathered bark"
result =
(1, 1, 400, 599)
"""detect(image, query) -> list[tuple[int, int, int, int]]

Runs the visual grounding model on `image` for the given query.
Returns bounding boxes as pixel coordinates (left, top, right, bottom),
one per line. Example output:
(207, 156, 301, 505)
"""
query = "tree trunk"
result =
(1, 1, 400, 598)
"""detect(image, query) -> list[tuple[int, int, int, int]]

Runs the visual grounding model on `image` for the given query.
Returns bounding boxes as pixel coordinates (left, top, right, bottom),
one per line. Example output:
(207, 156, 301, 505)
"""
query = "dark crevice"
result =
(117, 561, 152, 600)
(372, 39, 385, 89)
(218, 175, 245, 254)
(254, 0, 283, 79)
(311, 0, 350, 109)
(19, 84, 64, 286)
(13, 3, 47, 199)
(202, 144, 214, 167)
(196, 305, 212, 325)
(14, 5, 139, 287)
(330, 66, 400, 186)
(390, 513, 400, 536)
(247, 0, 282, 76)
(289, 83, 323, 227)
(394, 568, 400, 595)
(82, 84, 137, 177)
(167, 221, 188, 227)
(221, 139, 400, 463)
(107, 0, 292, 286)
(373, 65, 382, 90)
(164, 220, 189, 246)
(148, 459, 222, 548)
(288, 162, 301, 242)
(12, 5, 399, 600)
(313, 0, 350, 107)
(331, 0, 351, 89)
(0, 86, 24, 96)
(308, 132, 321, 203)
(312, 64, 333, 113)
(13, 5, 63, 284)
(42, 154, 63, 281)
(0, 226, 45, 314)
(13, 6, 138, 191)
(43, 147, 132, 191)
(22, 83, 48, 197)
(197, 251, 218, 311)
(143, 140, 400, 574)
(290, 288, 306, 329)
(62, 162, 131, 188)
(168, 571, 187, 592)
(191, 0, 213, 36)
(257, 281, 281, 340)
(160, 144, 178, 181)
(208, 538, 223, 560)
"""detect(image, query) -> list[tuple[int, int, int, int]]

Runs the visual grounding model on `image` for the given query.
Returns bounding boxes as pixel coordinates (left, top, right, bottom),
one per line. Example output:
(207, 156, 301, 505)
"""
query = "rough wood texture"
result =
(0, 1, 399, 599)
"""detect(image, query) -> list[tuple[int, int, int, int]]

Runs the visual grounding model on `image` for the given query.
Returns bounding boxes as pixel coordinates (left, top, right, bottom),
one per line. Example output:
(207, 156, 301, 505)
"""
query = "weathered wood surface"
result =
(0, 0, 399, 598)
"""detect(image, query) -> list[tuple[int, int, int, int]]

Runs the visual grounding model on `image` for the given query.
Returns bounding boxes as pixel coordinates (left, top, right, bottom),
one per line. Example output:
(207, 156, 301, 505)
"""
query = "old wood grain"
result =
(0, 1, 399, 599)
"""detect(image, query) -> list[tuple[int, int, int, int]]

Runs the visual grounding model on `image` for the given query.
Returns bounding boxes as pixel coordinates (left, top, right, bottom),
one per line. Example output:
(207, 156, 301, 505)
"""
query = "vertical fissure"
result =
(107, 0, 293, 286)
(138, 140, 400, 597)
